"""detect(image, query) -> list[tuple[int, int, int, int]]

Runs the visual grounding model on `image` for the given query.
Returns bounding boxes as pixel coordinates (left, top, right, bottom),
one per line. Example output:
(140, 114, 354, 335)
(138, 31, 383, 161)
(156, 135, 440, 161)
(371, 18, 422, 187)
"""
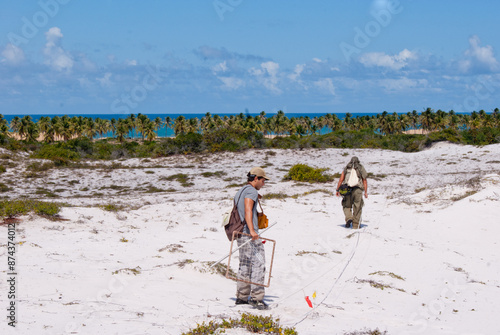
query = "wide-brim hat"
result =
(249, 167, 269, 180)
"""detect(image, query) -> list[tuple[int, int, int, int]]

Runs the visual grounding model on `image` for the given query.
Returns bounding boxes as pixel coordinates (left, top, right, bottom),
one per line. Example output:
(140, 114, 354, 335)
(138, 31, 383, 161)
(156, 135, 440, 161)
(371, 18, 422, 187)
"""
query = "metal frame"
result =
(226, 231, 276, 288)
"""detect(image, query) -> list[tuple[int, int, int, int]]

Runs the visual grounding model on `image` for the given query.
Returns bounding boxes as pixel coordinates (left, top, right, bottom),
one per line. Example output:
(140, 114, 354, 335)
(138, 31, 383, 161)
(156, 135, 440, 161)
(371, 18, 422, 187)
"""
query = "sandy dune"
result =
(1, 142, 499, 334)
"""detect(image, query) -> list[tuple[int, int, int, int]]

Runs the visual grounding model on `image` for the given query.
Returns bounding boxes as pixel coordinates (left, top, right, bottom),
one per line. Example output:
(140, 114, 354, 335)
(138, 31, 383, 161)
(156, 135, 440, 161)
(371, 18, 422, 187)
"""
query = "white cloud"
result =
(1, 43, 25, 65)
(249, 61, 281, 94)
(460, 35, 499, 72)
(43, 27, 74, 72)
(378, 77, 428, 91)
(217, 76, 245, 90)
(125, 59, 137, 66)
(314, 78, 336, 95)
(360, 49, 416, 70)
(212, 61, 228, 74)
(96, 72, 113, 88)
(261, 61, 279, 77)
(288, 64, 305, 82)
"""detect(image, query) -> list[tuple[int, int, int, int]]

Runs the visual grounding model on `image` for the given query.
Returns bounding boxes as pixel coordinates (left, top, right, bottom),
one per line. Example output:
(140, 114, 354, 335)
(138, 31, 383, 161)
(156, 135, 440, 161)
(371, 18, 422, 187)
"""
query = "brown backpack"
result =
(224, 186, 249, 241)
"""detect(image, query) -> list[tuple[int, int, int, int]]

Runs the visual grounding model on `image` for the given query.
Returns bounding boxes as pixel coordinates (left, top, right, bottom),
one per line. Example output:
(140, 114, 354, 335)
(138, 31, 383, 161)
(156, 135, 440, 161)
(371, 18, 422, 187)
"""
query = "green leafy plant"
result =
(181, 313, 298, 335)
(284, 164, 333, 183)
(0, 199, 61, 218)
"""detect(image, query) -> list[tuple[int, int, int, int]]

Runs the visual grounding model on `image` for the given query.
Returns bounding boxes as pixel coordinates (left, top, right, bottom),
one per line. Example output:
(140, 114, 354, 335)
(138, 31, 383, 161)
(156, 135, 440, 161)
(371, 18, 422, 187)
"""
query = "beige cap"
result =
(249, 167, 269, 180)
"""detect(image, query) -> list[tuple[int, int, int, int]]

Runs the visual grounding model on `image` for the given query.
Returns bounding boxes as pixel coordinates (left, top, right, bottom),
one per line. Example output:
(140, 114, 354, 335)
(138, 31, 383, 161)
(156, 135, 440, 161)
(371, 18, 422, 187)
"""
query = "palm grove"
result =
(0, 109, 499, 161)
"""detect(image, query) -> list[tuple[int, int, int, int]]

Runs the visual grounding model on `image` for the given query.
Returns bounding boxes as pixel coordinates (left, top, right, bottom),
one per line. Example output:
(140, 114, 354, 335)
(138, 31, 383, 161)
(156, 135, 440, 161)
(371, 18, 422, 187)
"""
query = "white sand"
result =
(1, 143, 499, 334)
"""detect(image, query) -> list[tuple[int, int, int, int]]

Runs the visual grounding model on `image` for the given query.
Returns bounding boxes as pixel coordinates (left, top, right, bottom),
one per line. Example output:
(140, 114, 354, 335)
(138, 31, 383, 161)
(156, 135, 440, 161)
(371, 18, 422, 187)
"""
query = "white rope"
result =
(289, 195, 388, 327)
(291, 226, 363, 327)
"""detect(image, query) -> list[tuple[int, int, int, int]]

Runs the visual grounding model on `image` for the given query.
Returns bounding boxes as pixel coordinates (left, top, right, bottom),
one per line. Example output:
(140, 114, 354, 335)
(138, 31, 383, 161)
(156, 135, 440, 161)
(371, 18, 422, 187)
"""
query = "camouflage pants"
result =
(342, 187, 364, 228)
(236, 236, 266, 301)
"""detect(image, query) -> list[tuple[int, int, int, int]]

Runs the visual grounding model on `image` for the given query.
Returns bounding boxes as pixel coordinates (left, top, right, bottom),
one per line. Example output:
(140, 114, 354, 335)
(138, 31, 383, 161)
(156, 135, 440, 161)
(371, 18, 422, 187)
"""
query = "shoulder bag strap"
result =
(257, 199, 264, 214)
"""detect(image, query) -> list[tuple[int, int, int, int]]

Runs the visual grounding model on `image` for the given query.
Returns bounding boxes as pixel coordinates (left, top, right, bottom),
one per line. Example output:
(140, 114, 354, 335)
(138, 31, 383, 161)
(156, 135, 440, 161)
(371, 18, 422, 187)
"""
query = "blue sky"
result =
(1, 0, 499, 116)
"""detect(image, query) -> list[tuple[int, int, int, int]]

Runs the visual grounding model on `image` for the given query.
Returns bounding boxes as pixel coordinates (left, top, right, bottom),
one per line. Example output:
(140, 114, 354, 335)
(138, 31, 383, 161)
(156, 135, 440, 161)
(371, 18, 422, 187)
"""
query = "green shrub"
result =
(284, 164, 333, 183)
(0, 199, 61, 218)
(181, 313, 297, 335)
(33, 201, 61, 216)
(0, 165, 6, 173)
(32, 145, 80, 165)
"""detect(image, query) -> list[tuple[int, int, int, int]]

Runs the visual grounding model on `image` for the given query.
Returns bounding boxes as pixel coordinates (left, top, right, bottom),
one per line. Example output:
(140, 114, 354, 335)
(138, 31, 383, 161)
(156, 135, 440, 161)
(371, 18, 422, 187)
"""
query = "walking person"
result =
(233, 167, 269, 310)
(336, 157, 368, 229)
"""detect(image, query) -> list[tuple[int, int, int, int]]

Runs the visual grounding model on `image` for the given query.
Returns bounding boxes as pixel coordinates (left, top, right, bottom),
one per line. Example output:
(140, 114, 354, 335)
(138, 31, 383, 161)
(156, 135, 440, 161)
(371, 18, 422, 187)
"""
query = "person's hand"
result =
(250, 230, 259, 240)
(364, 192, 368, 198)
(336, 191, 340, 197)
(258, 194, 263, 200)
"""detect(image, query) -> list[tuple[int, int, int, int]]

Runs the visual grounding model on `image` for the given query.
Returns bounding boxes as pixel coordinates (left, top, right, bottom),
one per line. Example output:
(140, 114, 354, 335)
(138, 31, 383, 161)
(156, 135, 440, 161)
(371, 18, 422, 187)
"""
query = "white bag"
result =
(221, 211, 231, 227)
(346, 168, 359, 187)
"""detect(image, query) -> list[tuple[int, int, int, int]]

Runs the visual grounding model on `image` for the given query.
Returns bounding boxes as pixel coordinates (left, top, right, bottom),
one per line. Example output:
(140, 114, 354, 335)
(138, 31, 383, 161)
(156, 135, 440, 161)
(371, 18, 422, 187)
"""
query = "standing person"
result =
(234, 167, 269, 310)
(335, 157, 368, 229)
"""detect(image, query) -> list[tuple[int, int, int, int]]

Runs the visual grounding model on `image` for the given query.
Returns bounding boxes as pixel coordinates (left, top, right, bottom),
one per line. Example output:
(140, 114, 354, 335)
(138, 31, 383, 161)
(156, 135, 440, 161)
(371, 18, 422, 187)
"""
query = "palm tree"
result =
(213, 114, 225, 131)
(37, 116, 51, 142)
(200, 112, 212, 133)
(18, 116, 35, 140)
(272, 110, 288, 136)
(143, 120, 157, 142)
(420, 108, 434, 132)
(71, 116, 86, 138)
(153, 117, 163, 137)
(96, 118, 110, 139)
(9, 116, 21, 139)
(469, 111, 481, 129)
(135, 113, 150, 140)
(0, 114, 8, 133)
(174, 115, 188, 136)
(115, 119, 129, 143)
(0, 114, 8, 140)
(24, 121, 39, 142)
(447, 110, 459, 130)
(164, 116, 173, 137)
(187, 117, 199, 133)
(83, 118, 97, 139)
(127, 114, 137, 138)
(110, 118, 117, 138)
(42, 117, 59, 143)
(58, 115, 74, 141)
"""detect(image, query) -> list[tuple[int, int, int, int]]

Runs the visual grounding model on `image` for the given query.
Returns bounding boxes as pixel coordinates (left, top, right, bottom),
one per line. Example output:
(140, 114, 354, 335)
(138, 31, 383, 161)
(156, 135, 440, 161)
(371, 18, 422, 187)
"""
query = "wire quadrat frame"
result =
(226, 231, 276, 288)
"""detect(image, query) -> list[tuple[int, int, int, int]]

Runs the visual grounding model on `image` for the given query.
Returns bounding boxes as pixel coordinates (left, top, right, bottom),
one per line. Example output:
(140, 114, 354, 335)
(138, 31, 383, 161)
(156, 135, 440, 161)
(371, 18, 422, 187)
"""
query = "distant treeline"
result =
(0, 108, 499, 163)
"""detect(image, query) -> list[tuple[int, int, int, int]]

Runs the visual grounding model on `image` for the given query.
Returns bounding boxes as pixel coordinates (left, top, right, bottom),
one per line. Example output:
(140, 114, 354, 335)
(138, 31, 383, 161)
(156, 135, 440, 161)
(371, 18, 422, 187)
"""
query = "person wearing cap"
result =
(233, 166, 269, 310)
(336, 157, 368, 229)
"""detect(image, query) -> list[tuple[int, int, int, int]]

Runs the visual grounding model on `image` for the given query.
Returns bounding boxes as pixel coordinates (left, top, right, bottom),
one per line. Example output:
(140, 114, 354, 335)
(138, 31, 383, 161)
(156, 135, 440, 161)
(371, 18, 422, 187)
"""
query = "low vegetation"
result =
(181, 313, 298, 335)
(1, 110, 499, 167)
(0, 199, 61, 218)
(284, 164, 334, 183)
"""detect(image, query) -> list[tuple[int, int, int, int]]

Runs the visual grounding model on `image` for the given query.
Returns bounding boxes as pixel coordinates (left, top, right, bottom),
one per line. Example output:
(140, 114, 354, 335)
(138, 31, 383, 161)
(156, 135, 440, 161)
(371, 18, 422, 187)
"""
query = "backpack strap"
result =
(234, 185, 251, 207)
